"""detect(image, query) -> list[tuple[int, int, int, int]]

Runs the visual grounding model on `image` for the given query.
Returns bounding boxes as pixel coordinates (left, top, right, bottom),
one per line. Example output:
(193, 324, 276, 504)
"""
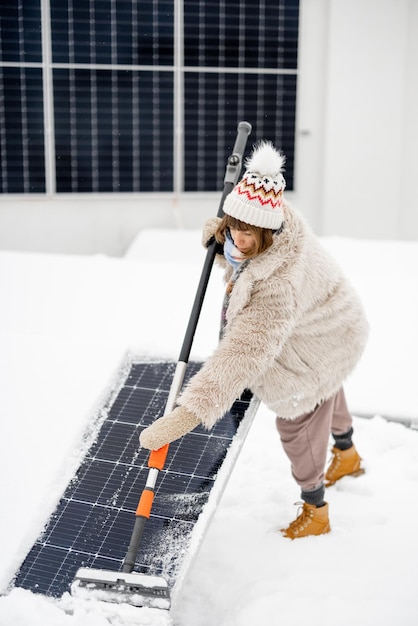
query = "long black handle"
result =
(178, 121, 252, 363)
(122, 122, 252, 574)
(122, 516, 145, 573)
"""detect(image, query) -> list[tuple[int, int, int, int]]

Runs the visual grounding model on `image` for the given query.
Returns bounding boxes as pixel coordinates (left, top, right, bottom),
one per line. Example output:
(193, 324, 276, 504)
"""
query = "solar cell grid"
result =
(12, 361, 256, 600)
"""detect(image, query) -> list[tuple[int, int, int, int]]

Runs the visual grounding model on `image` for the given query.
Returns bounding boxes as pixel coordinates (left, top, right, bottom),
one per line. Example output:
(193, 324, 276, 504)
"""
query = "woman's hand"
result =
(139, 406, 201, 450)
(202, 217, 223, 249)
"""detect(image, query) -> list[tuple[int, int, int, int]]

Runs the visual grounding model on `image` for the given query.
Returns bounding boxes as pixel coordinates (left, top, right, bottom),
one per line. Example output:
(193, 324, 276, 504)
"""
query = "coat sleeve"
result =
(177, 278, 297, 428)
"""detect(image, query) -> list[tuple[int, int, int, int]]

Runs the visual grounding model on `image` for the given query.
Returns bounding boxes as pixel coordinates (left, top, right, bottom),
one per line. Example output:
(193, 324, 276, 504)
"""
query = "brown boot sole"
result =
(325, 467, 365, 487)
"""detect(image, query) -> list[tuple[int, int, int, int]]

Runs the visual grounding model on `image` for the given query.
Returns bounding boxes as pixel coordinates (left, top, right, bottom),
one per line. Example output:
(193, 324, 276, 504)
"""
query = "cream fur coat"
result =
(178, 202, 369, 426)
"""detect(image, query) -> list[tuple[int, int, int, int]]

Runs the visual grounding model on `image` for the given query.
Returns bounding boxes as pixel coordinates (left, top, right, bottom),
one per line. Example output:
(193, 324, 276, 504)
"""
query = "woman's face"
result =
(230, 228, 257, 254)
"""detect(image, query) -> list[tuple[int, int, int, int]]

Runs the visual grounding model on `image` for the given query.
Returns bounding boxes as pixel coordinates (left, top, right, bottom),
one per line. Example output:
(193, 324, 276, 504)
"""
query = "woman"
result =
(140, 141, 369, 538)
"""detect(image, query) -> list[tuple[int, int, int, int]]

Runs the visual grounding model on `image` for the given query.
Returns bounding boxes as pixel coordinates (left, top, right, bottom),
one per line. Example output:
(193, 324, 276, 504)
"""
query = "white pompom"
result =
(245, 141, 285, 177)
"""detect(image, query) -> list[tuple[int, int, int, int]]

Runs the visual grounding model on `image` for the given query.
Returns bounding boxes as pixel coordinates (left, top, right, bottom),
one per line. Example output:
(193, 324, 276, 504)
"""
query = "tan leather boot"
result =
(325, 445, 365, 487)
(281, 502, 331, 539)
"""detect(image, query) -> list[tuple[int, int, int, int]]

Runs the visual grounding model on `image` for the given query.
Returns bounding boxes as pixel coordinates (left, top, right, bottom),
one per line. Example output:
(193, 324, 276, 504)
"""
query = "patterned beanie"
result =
(223, 140, 286, 229)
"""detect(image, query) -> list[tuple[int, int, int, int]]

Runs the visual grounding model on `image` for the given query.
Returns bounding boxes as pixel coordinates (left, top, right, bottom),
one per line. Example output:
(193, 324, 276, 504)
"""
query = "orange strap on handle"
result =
(135, 488, 155, 518)
(148, 444, 169, 470)
(135, 445, 169, 517)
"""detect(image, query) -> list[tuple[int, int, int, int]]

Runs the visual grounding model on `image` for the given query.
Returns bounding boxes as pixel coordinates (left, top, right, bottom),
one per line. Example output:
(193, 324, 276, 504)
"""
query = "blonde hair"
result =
(215, 214, 275, 259)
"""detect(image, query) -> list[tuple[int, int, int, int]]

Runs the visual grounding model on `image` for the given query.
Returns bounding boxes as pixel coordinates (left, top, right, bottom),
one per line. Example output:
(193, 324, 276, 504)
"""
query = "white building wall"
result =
(295, 0, 418, 240)
(0, 194, 222, 257)
(398, 0, 418, 238)
(1, 0, 417, 256)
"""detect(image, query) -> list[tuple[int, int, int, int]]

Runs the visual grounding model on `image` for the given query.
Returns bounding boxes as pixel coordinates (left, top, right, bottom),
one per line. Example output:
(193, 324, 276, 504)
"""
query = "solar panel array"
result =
(0, 1, 298, 193)
(12, 360, 255, 598)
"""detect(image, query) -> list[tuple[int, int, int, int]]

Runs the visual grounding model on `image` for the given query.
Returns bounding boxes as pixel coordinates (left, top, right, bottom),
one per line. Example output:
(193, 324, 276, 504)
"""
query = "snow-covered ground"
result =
(0, 228, 417, 626)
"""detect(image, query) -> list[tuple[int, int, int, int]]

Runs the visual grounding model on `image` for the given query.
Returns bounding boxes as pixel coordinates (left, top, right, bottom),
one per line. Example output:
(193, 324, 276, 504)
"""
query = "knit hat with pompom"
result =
(223, 141, 286, 229)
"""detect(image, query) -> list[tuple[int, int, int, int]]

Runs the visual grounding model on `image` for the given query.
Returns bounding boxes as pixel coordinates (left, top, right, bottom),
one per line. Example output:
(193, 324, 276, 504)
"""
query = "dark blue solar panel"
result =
(12, 361, 254, 599)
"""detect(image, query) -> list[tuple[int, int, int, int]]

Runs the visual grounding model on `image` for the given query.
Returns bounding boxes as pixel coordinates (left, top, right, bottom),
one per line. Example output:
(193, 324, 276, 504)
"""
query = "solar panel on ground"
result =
(12, 360, 257, 601)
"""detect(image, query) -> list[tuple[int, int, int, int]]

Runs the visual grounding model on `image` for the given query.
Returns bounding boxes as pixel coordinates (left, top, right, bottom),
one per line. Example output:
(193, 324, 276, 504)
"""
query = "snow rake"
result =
(71, 121, 252, 610)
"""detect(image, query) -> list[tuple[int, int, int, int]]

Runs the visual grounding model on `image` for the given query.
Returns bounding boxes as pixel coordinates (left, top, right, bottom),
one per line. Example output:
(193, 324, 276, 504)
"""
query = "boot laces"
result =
(287, 501, 313, 532)
(326, 449, 341, 477)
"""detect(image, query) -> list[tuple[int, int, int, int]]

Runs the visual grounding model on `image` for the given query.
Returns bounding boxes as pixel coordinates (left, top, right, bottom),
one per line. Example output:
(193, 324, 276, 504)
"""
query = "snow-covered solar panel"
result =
(12, 360, 257, 599)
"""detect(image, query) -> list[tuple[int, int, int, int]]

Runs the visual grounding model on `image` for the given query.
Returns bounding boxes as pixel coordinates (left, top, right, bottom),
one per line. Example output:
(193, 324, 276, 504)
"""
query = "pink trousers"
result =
(275, 388, 353, 491)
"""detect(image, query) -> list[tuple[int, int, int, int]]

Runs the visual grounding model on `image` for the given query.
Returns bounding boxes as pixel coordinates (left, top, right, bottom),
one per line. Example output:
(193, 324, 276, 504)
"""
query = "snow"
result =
(0, 228, 417, 626)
